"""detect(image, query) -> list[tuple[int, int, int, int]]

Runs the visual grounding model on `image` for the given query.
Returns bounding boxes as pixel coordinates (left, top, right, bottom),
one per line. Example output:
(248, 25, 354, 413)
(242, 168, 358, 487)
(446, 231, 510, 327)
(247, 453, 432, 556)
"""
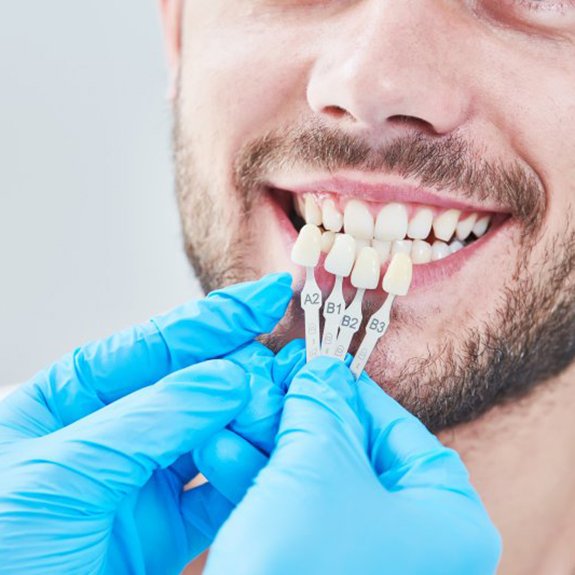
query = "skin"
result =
(159, 1, 575, 573)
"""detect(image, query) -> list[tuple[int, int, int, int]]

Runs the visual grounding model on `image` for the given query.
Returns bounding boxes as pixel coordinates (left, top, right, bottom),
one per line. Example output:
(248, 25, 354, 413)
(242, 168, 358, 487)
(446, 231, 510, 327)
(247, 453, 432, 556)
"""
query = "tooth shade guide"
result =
(300, 265, 322, 362)
(324, 233, 356, 277)
(291, 224, 322, 268)
(382, 253, 413, 297)
(291, 224, 323, 362)
(351, 246, 381, 290)
(349, 294, 394, 380)
(333, 288, 365, 361)
(320, 274, 347, 357)
(350, 255, 413, 379)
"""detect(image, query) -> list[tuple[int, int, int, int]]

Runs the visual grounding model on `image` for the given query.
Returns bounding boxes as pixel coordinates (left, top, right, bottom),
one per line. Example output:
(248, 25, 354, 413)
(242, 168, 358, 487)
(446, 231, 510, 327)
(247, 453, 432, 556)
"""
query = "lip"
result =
(267, 173, 510, 214)
(268, 184, 512, 296)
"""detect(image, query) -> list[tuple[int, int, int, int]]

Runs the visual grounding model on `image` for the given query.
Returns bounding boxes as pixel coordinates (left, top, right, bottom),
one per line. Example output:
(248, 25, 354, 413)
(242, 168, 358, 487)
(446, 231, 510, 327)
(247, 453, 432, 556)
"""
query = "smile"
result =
(267, 174, 511, 293)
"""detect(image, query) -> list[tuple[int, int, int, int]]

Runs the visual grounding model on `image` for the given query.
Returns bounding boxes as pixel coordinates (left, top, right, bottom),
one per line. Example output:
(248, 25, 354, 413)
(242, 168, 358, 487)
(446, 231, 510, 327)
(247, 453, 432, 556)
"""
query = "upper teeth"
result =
(296, 194, 492, 265)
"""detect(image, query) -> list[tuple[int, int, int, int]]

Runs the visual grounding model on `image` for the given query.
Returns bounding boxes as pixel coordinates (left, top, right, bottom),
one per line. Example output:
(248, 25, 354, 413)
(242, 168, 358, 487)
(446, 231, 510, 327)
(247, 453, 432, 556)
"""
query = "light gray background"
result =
(0, 2, 201, 385)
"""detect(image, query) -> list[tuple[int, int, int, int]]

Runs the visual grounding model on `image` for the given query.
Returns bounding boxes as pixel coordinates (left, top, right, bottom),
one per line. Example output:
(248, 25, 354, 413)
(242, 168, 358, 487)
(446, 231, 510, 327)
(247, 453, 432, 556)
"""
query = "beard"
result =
(172, 107, 575, 433)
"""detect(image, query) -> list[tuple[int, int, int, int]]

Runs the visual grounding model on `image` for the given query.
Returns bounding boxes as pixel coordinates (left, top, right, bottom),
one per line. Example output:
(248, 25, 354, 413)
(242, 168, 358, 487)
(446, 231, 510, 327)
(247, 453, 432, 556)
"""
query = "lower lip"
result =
(268, 189, 511, 295)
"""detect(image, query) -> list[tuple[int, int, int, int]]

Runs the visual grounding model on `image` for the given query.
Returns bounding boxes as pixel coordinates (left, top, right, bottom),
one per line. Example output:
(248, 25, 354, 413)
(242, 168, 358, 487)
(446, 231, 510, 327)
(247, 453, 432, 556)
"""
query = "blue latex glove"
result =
(193, 339, 307, 505)
(0, 274, 292, 575)
(204, 356, 502, 575)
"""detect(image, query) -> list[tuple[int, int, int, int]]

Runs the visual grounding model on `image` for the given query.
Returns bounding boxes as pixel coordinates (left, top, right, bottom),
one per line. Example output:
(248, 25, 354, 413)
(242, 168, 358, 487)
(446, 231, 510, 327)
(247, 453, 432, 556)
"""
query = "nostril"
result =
(388, 114, 438, 135)
(323, 105, 353, 120)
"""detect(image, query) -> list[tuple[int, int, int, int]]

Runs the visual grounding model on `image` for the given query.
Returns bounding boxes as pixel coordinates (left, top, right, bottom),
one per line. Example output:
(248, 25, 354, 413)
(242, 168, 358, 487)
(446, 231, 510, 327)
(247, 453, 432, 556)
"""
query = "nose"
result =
(306, 1, 473, 137)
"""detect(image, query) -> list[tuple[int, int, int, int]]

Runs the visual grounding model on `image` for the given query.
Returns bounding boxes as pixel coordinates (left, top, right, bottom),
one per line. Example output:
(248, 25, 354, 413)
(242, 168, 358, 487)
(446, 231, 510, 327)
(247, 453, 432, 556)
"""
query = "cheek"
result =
(477, 41, 575, 228)
(177, 21, 316, 266)
(179, 19, 315, 176)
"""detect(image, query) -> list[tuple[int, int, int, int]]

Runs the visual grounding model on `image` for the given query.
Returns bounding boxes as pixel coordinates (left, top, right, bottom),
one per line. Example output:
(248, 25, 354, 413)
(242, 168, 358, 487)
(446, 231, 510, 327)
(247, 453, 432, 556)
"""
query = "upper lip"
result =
(267, 172, 509, 214)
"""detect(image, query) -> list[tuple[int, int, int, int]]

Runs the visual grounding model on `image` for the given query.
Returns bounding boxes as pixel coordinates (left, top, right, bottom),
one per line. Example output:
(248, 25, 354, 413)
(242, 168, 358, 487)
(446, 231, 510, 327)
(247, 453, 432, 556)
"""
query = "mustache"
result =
(234, 123, 546, 234)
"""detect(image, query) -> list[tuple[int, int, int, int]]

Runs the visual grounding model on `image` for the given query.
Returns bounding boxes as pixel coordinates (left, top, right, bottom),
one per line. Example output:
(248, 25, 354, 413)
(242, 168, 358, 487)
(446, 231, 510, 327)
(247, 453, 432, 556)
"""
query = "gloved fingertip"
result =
(208, 274, 293, 334)
(267, 272, 293, 287)
(304, 355, 354, 381)
(194, 429, 267, 505)
(273, 339, 306, 392)
(290, 356, 357, 405)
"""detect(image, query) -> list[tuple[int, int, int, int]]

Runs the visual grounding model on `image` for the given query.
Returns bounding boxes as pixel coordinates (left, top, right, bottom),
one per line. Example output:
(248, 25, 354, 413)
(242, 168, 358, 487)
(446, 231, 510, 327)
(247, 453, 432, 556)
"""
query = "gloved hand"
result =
(204, 356, 502, 575)
(0, 273, 292, 575)
(193, 339, 307, 505)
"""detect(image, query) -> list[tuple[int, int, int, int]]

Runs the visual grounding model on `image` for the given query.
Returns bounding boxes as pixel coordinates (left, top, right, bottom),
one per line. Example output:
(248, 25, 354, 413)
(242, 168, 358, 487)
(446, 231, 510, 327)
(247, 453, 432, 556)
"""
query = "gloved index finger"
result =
(6, 273, 292, 432)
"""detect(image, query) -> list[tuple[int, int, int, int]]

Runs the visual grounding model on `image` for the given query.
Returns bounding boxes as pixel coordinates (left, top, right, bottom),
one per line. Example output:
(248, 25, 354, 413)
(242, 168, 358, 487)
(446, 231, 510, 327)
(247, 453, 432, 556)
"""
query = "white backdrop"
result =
(0, 2, 201, 385)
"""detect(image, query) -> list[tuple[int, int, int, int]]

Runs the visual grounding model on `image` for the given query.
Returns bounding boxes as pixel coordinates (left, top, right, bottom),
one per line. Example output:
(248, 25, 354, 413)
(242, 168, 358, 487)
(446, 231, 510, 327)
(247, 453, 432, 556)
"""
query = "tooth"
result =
(433, 209, 461, 242)
(391, 239, 413, 257)
(294, 194, 305, 218)
(351, 247, 381, 290)
(322, 199, 343, 232)
(324, 233, 356, 277)
(374, 203, 408, 241)
(355, 238, 370, 257)
(371, 239, 392, 263)
(456, 213, 478, 241)
(449, 240, 464, 254)
(344, 200, 374, 240)
(431, 240, 450, 261)
(473, 215, 491, 238)
(411, 240, 432, 265)
(321, 231, 336, 253)
(291, 224, 322, 267)
(304, 195, 322, 226)
(407, 208, 433, 240)
(383, 253, 413, 297)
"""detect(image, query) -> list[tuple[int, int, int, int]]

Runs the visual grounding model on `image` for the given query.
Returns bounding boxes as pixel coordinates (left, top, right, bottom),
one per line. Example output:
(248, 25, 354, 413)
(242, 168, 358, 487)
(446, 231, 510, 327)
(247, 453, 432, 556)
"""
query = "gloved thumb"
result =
(271, 357, 371, 478)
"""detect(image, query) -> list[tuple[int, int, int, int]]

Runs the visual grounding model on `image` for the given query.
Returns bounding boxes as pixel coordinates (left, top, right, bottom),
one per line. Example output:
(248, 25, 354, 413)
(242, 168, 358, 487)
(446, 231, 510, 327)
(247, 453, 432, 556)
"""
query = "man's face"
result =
(172, 1, 575, 432)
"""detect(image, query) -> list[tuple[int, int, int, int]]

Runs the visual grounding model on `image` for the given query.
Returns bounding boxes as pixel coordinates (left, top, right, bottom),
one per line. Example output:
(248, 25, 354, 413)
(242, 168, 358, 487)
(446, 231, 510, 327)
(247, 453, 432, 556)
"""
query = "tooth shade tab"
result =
(383, 253, 413, 296)
(291, 224, 322, 267)
(407, 208, 433, 240)
(351, 246, 381, 290)
(433, 209, 461, 242)
(344, 200, 374, 240)
(324, 233, 356, 277)
(375, 203, 408, 241)
(322, 199, 343, 232)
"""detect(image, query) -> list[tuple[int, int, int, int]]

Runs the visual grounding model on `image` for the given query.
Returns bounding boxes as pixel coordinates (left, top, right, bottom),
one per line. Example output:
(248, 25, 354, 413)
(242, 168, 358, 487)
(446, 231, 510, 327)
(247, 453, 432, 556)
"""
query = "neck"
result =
(438, 364, 575, 575)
